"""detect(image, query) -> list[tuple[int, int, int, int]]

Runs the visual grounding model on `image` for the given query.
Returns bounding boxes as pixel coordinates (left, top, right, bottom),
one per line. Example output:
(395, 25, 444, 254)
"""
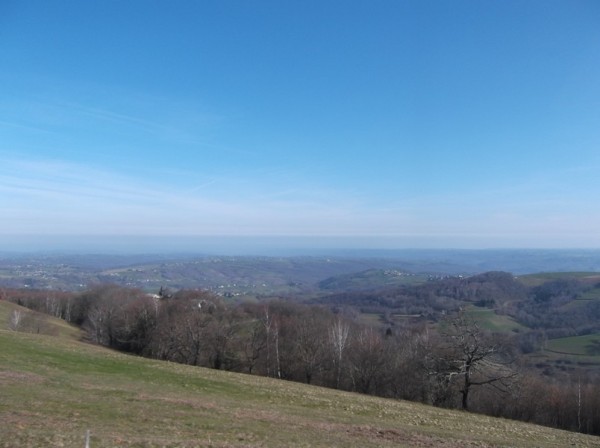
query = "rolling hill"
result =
(1, 302, 598, 447)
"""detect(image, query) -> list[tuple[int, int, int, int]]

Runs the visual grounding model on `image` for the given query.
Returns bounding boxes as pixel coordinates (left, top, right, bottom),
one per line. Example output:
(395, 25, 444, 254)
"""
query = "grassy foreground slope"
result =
(0, 324, 599, 447)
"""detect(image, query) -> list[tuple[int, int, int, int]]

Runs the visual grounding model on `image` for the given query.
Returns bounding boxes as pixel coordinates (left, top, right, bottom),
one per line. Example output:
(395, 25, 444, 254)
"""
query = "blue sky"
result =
(1, 1, 600, 251)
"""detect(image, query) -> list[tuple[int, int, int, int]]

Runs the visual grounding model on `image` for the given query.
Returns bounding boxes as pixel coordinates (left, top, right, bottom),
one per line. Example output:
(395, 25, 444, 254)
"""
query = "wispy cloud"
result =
(2, 154, 600, 249)
(2, 136, 600, 248)
(0, 120, 54, 134)
(1, 86, 228, 154)
(0, 157, 380, 236)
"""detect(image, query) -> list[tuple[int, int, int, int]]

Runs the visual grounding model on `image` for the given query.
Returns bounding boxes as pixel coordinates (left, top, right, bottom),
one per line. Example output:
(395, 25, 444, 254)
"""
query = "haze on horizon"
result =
(1, 1, 600, 252)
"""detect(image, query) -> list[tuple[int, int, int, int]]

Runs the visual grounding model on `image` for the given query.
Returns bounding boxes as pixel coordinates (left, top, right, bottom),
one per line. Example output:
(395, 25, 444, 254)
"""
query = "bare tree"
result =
(45, 295, 61, 318)
(293, 311, 326, 384)
(329, 316, 350, 389)
(429, 311, 517, 410)
(239, 319, 266, 374)
(9, 309, 23, 331)
(205, 309, 238, 370)
(262, 304, 274, 377)
(273, 317, 282, 379)
(349, 327, 387, 394)
(386, 325, 431, 402)
(86, 304, 108, 344)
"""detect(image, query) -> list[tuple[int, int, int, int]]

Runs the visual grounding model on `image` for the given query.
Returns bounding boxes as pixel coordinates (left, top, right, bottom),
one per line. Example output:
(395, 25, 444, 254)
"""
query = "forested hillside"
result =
(3, 314, 598, 448)
(5, 269, 600, 436)
(313, 271, 600, 342)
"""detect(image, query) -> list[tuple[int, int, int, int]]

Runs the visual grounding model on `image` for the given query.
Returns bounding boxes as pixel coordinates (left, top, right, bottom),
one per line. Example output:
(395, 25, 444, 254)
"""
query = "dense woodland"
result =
(5, 271, 600, 436)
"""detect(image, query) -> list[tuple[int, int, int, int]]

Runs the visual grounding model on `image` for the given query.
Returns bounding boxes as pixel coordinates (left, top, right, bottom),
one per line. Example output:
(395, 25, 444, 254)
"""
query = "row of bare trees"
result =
(5, 284, 600, 435)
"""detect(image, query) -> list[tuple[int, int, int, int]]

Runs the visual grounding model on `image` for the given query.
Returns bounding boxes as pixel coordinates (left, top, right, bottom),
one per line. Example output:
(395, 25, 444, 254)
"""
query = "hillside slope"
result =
(1, 324, 599, 447)
(0, 300, 85, 340)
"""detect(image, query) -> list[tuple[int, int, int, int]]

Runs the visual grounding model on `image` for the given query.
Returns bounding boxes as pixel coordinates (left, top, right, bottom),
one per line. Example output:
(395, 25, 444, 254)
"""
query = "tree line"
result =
(5, 284, 600, 435)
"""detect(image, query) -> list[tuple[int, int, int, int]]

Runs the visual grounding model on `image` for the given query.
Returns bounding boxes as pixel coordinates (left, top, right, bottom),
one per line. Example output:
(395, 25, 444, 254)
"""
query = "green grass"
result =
(0, 300, 84, 340)
(465, 307, 526, 333)
(517, 272, 600, 287)
(1, 318, 600, 447)
(547, 333, 600, 357)
(357, 312, 385, 327)
(577, 287, 600, 301)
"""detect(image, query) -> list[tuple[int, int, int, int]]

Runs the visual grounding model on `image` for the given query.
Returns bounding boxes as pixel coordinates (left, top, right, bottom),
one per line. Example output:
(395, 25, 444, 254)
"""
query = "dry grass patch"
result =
(1, 329, 599, 447)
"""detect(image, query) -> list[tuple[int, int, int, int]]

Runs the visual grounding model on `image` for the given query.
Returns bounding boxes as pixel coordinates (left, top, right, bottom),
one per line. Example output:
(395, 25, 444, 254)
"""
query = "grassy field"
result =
(465, 307, 525, 333)
(0, 300, 84, 340)
(1, 309, 600, 447)
(546, 333, 600, 357)
(577, 287, 600, 301)
(357, 312, 386, 327)
(517, 272, 600, 287)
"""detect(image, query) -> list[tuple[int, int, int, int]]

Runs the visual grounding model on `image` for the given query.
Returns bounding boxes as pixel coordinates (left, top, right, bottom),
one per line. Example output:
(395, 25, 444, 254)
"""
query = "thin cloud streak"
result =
(3, 90, 226, 155)
(0, 158, 379, 236)
(2, 157, 599, 247)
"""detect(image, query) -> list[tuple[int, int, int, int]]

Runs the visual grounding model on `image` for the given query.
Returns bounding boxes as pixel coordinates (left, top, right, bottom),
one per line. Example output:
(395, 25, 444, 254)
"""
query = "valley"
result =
(4, 249, 600, 439)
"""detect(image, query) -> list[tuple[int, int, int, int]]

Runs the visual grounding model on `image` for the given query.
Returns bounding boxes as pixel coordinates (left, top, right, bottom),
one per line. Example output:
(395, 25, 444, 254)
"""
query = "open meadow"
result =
(1, 301, 599, 447)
